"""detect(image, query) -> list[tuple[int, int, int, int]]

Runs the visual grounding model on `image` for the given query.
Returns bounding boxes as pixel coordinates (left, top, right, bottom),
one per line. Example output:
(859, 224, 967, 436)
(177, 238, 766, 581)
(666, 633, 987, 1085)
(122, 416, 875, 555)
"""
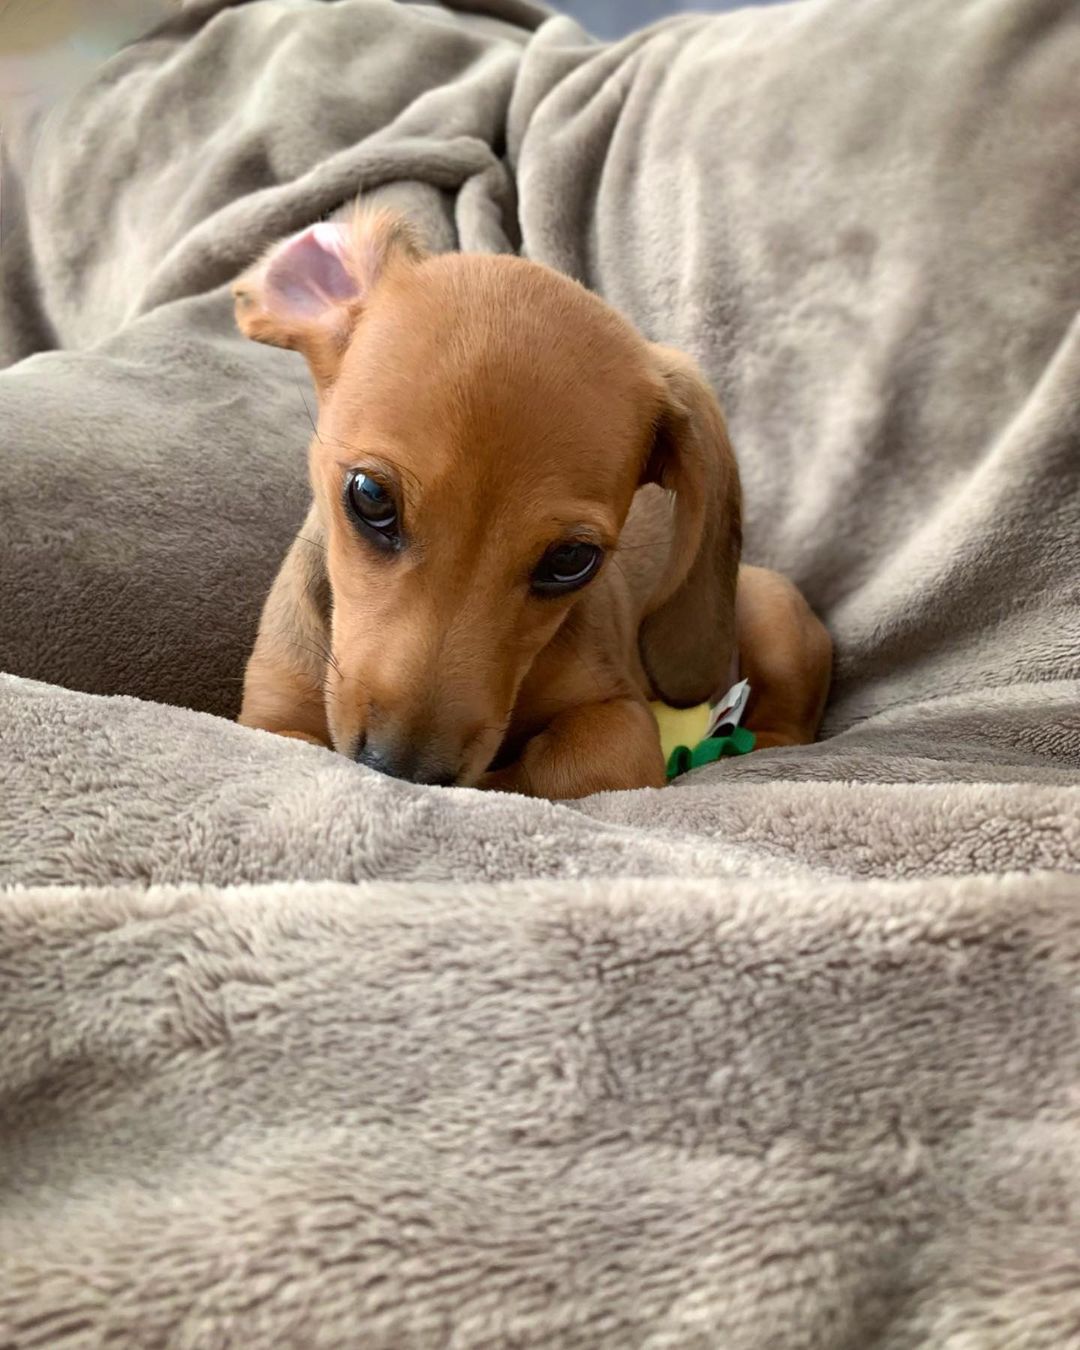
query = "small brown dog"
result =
(232, 208, 831, 797)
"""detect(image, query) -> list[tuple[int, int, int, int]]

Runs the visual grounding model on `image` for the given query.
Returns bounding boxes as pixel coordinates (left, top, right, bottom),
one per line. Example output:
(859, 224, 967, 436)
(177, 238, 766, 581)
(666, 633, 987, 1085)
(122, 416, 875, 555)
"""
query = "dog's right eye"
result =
(345, 471, 399, 544)
(531, 541, 603, 596)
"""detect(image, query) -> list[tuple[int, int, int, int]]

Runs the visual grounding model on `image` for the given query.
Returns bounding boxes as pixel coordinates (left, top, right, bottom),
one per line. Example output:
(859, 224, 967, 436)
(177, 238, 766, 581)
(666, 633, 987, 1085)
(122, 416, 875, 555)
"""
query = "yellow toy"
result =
(649, 680, 755, 779)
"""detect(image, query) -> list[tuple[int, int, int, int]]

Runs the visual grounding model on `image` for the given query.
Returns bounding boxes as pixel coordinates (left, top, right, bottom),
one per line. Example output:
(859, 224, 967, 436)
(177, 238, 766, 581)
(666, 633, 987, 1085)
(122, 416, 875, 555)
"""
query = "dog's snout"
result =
(353, 735, 459, 788)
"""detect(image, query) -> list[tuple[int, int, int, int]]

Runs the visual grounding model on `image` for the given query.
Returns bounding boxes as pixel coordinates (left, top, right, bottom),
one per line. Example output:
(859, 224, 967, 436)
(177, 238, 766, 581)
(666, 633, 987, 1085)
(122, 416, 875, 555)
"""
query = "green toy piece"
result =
(665, 725, 755, 780)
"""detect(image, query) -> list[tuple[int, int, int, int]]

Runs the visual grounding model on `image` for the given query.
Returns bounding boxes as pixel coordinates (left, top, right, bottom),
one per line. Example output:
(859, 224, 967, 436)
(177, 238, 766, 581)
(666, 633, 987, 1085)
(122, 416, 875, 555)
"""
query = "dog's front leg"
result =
(479, 697, 666, 800)
(238, 616, 332, 749)
(238, 512, 334, 750)
(238, 671, 331, 749)
(270, 729, 331, 747)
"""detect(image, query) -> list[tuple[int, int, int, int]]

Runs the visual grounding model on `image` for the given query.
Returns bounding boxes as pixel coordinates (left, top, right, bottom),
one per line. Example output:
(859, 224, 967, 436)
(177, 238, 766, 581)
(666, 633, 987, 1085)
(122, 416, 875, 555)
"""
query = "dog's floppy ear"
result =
(232, 207, 425, 392)
(638, 345, 742, 707)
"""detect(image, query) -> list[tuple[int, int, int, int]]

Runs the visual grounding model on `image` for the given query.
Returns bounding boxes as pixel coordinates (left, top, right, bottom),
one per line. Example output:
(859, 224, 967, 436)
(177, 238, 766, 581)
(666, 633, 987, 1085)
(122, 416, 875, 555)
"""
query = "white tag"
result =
(705, 679, 751, 738)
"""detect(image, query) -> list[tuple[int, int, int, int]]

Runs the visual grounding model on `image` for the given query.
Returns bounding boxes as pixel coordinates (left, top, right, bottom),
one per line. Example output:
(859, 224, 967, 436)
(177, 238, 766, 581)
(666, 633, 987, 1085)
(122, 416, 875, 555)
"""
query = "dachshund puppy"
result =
(232, 208, 831, 797)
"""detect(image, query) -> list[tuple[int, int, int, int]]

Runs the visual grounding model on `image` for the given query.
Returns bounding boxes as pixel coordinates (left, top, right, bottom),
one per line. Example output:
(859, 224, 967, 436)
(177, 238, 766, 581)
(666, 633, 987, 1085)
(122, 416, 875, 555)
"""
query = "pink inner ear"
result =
(262, 223, 357, 319)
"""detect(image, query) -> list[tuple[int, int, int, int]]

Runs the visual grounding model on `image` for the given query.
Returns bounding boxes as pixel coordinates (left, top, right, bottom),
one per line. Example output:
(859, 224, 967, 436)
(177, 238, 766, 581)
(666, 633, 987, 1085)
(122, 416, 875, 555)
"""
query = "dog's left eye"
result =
(532, 541, 603, 596)
(345, 471, 399, 542)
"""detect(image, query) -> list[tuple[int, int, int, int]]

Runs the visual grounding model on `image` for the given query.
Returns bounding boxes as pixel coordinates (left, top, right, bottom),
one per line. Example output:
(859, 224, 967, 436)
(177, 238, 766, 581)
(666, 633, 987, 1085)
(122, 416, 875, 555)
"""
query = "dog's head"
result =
(234, 209, 739, 784)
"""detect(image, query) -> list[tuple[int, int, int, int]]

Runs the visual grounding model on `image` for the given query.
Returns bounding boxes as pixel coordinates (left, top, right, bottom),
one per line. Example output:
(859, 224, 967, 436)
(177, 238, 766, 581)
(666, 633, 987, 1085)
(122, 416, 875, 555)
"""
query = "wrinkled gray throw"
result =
(2, 0, 1079, 1345)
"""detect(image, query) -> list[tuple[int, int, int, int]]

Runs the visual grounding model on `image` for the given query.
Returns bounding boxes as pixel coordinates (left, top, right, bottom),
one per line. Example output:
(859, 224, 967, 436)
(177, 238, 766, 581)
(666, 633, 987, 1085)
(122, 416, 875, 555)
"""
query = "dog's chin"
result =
(455, 751, 499, 790)
(463, 724, 514, 788)
(449, 749, 493, 791)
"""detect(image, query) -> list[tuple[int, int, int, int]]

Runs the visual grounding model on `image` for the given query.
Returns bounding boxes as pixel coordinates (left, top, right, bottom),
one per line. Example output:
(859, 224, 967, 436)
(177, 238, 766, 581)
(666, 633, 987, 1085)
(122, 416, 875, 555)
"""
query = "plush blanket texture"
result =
(1, 0, 1078, 1345)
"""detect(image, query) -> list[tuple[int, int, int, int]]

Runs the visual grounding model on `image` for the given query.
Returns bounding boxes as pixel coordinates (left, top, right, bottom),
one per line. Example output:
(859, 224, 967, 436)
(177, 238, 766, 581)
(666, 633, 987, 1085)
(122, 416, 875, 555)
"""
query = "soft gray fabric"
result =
(1, 0, 1079, 1345)
(4, 869, 1080, 1350)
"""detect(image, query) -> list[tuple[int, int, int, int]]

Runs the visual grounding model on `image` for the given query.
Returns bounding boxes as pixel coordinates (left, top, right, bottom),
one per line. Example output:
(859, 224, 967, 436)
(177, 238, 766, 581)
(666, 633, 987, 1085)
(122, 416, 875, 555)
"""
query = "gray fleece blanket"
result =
(2, 0, 1079, 1345)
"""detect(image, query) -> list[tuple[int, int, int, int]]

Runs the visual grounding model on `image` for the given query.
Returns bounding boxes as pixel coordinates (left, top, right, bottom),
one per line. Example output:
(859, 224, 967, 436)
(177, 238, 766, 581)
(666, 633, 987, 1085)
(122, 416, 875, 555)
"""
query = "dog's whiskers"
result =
(290, 637, 338, 675)
(296, 383, 322, 443)
(317, 641, 344, 679)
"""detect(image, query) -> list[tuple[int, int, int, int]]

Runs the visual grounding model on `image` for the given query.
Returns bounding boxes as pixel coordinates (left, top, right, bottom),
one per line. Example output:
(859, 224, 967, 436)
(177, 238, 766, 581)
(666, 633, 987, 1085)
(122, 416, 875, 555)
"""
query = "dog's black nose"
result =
(353, 738, 459, 787)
